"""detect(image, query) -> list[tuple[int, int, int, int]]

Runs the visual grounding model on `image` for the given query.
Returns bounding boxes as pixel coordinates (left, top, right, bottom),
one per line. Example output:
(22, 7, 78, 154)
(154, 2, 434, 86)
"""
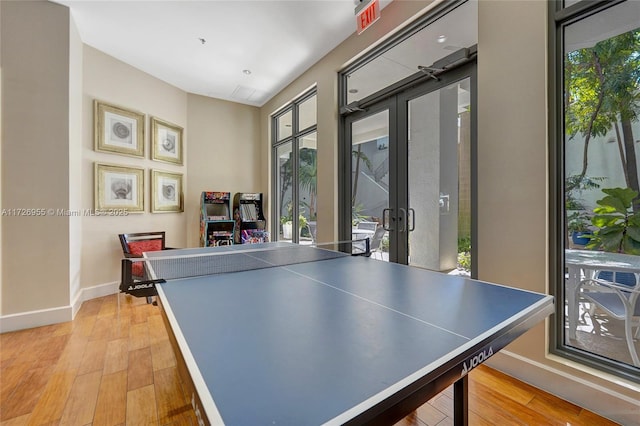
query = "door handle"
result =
(399, 208, 407, 233)
(408, 208, 415, 232)
(382, 208, 394, 231)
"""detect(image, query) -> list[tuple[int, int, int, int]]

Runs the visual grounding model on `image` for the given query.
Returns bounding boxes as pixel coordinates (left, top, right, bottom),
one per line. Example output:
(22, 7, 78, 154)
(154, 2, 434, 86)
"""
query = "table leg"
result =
(453, 375, 469, 426)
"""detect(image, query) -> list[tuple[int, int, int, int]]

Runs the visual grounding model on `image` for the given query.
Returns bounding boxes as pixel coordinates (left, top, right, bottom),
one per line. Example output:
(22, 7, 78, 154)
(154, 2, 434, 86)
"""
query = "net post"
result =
(319, 238, 371, 256)
(120, 258, 133, 294)
(120, 258, 162, 299)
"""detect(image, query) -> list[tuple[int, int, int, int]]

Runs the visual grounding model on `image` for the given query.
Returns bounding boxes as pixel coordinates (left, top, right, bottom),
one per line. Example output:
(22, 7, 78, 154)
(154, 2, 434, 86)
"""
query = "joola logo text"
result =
(127, 283, 154, 291)
(461, 346, 493, 376)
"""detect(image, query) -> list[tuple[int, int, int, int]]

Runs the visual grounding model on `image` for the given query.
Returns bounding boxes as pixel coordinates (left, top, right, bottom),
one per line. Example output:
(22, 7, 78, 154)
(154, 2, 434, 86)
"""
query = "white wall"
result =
(82, 49, 264, 286)
(69, 10, 83, 309)
(477, 1, 639, 423)
(0, 0, 4, 314)
(81, 46, 188, 288)
(186, 94, 260, 248)
(1, 1, 71, 315)
(0, 3, 263, 330)
(565, 122, 640, 210)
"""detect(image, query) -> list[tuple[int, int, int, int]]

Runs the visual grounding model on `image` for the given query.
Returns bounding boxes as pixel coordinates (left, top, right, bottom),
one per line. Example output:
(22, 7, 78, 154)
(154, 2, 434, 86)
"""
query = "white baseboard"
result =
(0, 305, 73, 333)
(0, 281, 119, 333)
(80, 281, 119, 304)
(487, 350, 640, 426)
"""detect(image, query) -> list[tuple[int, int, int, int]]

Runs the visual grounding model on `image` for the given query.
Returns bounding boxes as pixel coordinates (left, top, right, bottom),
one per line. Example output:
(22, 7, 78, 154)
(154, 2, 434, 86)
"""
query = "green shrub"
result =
(458, 236, 471, 253)
(458, 251, 471, 271)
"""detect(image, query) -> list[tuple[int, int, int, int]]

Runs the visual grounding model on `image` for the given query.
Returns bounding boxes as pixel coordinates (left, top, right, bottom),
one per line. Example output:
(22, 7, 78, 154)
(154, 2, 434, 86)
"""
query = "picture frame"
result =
(151, 117, 183, 165)
(151, 169, 184, 213)
(94, 163, 145, 213)
(94, 100, 145, 157)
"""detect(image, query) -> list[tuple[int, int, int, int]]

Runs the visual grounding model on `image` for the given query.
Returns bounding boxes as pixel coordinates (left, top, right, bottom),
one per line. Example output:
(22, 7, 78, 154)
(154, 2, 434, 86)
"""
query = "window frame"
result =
(271, 89, 317, 243)
(548, 0, 639, 383)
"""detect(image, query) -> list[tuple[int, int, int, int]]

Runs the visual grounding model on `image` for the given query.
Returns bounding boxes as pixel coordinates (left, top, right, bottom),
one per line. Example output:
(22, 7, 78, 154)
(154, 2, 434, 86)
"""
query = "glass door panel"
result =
(299, 133, 317, 245)
(351, 109, 390, 261)
(406, 78, 471, 275)
(275, 142, 293, 241)
(344, 61, 475, 267)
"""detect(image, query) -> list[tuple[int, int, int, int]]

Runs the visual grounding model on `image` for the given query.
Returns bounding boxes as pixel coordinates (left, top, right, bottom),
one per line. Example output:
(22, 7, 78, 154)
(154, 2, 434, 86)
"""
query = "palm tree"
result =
(278, 154, 292, 219)
(352, 145, 372, 206)
(299, 148, 317, 219)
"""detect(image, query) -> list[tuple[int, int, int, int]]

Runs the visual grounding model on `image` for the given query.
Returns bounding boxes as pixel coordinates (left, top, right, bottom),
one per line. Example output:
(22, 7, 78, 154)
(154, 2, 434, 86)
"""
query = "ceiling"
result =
(346, 0, 477, 104)
(53, 0, 392, 107)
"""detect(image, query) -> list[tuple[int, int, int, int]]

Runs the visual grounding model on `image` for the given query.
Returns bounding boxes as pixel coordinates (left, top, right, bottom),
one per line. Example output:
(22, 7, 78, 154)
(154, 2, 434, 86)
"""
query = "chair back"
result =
(593, 270, 640, 315)
(307, 222, 317, 243)
(357, 221, 378, 231)
(119, 231, 167, 257)
(585, 268, 640, 365)
(369, 226, 386, 253)
(595, 270, 638, 289)
(119, 231, 168, 282)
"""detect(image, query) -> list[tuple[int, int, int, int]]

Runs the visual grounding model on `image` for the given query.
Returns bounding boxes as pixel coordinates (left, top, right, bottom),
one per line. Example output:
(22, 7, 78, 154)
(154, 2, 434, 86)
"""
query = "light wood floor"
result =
(1, 294, 619, 426)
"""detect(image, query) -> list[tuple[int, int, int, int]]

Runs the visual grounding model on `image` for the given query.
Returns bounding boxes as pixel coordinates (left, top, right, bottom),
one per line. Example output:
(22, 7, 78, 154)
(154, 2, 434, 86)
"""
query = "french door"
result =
(343, 61, 476, 274)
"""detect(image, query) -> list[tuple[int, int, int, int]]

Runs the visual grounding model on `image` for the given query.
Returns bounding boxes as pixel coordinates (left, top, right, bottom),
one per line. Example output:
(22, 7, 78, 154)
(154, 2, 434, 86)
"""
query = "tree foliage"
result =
(587, 187, 640, 254)
(278, 152, 292, 219)
(565, 28, 640, 195)
(299, 147, 317, 219)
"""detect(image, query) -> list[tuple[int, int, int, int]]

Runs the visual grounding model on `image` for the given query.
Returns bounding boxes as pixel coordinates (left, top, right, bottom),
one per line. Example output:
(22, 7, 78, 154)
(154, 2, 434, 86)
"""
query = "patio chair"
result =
(356, 221, 378, 231)
(577, 270, 640, 366)
(307, 221, 317, 243)
(368, 225, 386, 260)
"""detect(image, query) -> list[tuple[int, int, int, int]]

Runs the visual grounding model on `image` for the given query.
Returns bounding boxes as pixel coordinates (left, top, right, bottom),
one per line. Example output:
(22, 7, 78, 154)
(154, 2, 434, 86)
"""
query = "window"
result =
(272, 90, 317, 244)
(551, 0, 640, 382)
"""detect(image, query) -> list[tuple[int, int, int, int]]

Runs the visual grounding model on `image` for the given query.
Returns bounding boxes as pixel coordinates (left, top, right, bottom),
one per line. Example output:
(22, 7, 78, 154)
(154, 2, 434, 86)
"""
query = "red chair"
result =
(119, 232, 173, 302)
(119, 231, 169, 278)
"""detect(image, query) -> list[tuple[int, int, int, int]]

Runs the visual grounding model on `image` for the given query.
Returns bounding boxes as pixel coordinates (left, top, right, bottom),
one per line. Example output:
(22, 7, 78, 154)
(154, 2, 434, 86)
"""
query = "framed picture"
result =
(151, 170, 183, 213)
(94, 100, 145, 157)
(95, 163, 144, 212)
(151, 117, 183, 165)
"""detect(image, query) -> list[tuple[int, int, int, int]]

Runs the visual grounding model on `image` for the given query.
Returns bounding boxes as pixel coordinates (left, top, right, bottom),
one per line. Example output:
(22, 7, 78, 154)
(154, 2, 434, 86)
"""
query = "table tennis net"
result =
(121, 244, 357, 293)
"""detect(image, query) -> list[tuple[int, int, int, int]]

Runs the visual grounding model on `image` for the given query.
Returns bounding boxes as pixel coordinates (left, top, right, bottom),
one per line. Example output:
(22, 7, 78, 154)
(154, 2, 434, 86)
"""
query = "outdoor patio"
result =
(566, 301, 640, 366)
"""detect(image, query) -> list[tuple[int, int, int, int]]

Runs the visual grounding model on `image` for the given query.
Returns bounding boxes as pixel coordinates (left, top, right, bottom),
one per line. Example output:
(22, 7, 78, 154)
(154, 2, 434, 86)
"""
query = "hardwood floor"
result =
(1, 294, 619, 426)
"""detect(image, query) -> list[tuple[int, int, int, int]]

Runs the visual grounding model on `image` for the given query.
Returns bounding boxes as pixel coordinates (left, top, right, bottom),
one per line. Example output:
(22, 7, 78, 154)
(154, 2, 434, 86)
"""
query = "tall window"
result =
(272, 90, 317, 244)
(552, 0, 640, 382)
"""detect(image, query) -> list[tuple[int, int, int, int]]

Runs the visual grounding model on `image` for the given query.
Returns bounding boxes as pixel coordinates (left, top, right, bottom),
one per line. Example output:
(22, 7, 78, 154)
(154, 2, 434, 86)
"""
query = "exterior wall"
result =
(565, 121, 640, 210)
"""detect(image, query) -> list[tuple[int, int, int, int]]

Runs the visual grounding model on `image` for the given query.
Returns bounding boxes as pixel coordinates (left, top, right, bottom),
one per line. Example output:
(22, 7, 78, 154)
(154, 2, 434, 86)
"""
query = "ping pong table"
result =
(124, 242, 553, 425)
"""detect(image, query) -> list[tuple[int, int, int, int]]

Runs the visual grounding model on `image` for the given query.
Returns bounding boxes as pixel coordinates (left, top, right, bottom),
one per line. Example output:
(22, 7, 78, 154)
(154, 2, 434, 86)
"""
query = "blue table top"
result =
(151, 244, 553, 425)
